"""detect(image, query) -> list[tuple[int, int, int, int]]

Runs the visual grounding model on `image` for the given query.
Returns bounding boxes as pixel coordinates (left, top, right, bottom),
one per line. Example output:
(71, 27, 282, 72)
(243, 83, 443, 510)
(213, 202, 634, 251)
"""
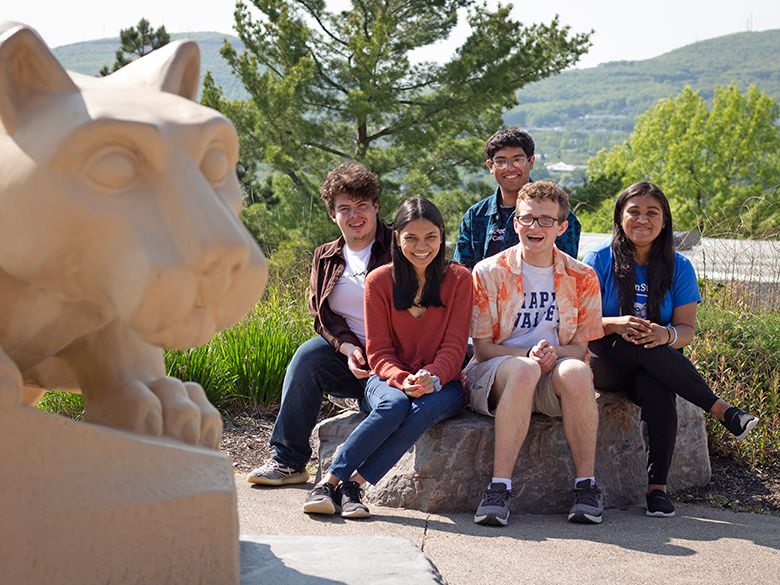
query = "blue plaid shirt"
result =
(453, 186, 581, 270)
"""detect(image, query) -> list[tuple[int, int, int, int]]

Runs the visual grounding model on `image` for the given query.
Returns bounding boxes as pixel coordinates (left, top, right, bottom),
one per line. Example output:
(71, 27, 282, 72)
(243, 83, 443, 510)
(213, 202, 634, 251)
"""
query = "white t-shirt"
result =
(503, 261, 560, 349)
(328, 243, 372, 346)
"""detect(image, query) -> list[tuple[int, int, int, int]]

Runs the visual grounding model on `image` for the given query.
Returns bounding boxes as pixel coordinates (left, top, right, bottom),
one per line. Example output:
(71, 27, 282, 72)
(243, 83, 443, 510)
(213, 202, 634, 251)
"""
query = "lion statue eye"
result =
(83, 146, 139, 191)
(200, 144, 229, 187)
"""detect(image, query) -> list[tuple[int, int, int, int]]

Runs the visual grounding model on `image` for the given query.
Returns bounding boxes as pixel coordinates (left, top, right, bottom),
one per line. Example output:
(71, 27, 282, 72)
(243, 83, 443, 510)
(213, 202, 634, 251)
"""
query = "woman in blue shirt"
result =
(583, 182, 758, 518)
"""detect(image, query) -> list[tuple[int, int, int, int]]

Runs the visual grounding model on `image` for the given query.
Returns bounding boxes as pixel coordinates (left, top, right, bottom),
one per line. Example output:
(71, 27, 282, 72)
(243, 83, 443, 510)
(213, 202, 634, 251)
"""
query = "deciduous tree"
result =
(581, 83, 779, 234)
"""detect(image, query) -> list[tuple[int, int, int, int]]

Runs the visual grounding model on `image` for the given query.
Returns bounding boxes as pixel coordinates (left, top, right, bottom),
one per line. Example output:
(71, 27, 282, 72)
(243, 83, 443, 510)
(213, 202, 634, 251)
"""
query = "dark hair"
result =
(485, 128, 535, 161)
(611, 181, 675, 323)
(391, 198, 448, 310)
(319, 161, 379, 215)
(516, 181, 570, 220)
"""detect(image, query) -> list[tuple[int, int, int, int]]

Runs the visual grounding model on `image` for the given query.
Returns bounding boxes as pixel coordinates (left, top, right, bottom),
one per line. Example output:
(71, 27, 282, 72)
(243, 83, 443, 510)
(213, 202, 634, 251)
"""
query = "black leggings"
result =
(589, 334, 719, 486)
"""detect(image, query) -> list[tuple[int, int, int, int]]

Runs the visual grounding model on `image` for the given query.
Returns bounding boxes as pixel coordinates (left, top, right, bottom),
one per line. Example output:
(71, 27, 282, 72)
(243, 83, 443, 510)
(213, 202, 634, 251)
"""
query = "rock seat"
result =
(314, 392, 710, 514)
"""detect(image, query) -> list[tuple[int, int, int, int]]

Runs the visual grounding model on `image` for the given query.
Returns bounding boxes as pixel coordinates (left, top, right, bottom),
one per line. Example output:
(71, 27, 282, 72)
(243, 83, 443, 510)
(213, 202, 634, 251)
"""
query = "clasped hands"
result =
(526, 339, 557, 373)
(402, 370, 434, 398)
(615, 315, 669, 348)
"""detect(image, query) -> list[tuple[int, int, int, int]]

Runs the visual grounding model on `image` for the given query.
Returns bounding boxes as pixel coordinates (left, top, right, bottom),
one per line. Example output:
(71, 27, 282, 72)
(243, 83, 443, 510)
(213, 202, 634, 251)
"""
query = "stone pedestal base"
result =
(314, 392, 711, 514)
(0, 405, 239, 585)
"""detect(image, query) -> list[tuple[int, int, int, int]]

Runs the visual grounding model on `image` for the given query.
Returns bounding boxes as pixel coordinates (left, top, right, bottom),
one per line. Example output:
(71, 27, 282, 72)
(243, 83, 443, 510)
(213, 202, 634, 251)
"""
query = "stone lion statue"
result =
(0, 23, 268, 448)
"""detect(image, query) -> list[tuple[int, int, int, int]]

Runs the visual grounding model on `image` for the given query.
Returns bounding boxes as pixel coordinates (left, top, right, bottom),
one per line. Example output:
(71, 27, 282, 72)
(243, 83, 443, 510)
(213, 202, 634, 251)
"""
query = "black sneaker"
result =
(645, 489, 675, 517)
(474, 482, 512, 526)
(721, 407, 759, 440)
(303, 482, 340, 515)
(568, 480, 603, 524)
(337, 480, 370, 518)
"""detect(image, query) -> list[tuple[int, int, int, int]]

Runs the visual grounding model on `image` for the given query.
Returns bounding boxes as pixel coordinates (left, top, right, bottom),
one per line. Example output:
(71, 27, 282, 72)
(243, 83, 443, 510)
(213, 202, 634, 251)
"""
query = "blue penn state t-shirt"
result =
(582, 238, 701, 325)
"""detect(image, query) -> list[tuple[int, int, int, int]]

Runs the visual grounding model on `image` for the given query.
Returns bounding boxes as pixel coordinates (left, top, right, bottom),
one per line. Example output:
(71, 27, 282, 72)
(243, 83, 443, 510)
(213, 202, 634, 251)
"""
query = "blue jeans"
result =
(328, 374, 465, 484)
(270, 337, 366, 470)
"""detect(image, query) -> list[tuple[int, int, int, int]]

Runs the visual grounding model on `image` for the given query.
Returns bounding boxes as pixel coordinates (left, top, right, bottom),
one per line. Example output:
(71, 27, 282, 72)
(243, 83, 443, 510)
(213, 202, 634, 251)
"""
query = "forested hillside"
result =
(52, 32, 248, 100)
(52, 28, 779, 172)
(509, 29, 780, 170)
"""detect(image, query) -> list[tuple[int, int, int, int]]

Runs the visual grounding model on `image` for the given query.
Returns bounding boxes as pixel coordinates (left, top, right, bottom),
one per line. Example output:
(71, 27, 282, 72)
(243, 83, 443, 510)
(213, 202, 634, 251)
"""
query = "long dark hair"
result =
(391, 198, 448, 310)
(611, 182, 675, 323)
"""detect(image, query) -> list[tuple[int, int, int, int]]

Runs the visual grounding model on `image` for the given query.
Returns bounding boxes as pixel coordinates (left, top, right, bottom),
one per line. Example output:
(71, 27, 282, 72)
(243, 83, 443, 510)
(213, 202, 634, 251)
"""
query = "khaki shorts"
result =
(464, 355, 580, 418)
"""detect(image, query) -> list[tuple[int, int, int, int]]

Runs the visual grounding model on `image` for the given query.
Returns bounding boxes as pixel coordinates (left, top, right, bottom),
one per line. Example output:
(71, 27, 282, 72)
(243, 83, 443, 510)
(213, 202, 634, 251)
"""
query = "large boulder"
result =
(314, 392, 710, 514)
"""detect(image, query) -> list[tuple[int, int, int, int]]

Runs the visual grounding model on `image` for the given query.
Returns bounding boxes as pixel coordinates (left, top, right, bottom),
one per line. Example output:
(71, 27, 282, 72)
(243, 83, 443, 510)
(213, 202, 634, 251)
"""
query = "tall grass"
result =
(691, 281, 780, 466)
(216, 285, 313, 411)
(165, 344, 238, 412)
(164, 259, 314, 413)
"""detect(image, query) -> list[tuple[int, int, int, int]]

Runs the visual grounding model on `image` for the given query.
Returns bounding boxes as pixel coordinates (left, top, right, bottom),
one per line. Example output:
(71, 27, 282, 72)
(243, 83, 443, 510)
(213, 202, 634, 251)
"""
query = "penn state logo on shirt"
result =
(634, 282, 648, 318)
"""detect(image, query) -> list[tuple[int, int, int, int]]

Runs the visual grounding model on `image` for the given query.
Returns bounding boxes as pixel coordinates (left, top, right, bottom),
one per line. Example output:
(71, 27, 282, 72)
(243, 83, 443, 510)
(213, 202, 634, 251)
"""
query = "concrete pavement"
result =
(236, 474, 780, 585)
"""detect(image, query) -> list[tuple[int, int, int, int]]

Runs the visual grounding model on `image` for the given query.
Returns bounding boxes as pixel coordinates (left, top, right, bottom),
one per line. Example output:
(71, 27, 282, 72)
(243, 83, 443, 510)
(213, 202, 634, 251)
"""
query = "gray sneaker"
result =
(568, 479, 603, 524)
(337, 481, 370, 519)
(303, 482, 340, 515)
(247, 459, 309, 486)
(474, 482, 512, 526)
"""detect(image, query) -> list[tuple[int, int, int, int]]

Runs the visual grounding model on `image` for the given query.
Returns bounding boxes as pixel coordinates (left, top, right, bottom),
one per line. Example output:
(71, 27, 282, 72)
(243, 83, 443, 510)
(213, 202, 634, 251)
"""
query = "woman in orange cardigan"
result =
(303, 198, 472, 519)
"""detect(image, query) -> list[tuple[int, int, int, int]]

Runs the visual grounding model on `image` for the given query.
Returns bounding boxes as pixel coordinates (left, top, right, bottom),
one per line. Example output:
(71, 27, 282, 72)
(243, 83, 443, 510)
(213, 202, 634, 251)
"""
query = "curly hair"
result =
(485, 128, 535, 161)
(611, 182, 675, 323)
(319, 162, 379, 215)
(516, 181, 570, 220)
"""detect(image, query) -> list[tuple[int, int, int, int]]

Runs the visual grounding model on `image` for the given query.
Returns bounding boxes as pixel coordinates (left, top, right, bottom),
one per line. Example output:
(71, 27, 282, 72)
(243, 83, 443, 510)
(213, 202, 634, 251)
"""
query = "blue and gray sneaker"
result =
(474, 482, 512, 526)
(568, 479, 603, 524)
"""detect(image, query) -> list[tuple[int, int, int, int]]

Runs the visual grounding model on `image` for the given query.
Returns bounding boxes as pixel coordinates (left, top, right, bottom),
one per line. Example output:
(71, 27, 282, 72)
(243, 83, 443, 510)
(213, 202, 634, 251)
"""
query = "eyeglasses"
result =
(515, 215, 562, 228)
(491, 155, 528, 169)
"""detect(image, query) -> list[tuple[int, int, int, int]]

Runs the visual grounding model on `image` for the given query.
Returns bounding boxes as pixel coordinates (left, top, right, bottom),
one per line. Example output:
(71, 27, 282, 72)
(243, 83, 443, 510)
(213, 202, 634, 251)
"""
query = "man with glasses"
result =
(466, 181, 604, 527)
(247, 162, 392, 487)
(454, 128, 581, 269)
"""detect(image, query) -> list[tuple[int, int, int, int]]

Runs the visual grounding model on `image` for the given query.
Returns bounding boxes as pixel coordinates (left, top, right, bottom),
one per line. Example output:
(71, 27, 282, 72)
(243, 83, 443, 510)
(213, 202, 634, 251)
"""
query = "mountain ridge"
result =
(51, 29, 779, 168)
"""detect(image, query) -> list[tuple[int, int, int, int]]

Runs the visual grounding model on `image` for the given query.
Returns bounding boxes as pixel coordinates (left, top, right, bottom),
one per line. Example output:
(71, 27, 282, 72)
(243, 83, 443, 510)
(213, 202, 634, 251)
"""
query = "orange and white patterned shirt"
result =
(471, 245, 603, 350)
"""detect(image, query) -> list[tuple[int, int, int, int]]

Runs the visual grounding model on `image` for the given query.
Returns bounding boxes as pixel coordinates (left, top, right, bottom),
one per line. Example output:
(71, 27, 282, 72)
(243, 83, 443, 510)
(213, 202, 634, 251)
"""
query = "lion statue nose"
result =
(196, 253, 245, 307)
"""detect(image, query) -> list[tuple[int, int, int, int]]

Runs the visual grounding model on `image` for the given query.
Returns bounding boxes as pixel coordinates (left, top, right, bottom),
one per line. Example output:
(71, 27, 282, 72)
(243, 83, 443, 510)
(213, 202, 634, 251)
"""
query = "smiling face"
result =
(514, 198, 567, 267)
(620, 193, 665, 257)
(330, 193, 379, 251)
(395, 218, 442, 277)
(487, 145, 535, 202)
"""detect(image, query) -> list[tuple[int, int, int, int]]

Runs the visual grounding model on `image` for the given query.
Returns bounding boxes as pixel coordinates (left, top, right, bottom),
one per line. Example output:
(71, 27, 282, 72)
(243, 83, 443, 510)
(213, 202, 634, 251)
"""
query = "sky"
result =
(7, 0, 780, 69)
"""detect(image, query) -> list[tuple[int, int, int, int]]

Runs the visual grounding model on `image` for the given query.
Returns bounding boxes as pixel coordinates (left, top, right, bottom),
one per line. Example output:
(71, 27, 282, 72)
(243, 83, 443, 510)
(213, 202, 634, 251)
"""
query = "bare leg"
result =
(490, 357, 540, 478)
(551, 359, 598, 478)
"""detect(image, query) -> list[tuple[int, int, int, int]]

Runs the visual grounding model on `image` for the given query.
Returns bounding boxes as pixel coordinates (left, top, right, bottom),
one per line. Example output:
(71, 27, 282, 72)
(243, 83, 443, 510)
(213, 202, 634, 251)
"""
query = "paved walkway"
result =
(236, 474, 780, 585)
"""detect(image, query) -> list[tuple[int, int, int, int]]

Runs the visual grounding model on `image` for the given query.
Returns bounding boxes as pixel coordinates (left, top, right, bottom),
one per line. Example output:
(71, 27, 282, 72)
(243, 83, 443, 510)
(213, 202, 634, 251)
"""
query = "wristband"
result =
(668, 325, 678, 346)
(666, 327, 672, 344)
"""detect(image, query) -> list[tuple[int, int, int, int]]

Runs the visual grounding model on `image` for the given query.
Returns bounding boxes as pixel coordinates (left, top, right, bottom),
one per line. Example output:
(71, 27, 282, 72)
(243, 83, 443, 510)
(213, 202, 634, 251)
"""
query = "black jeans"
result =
(589, 334, 718, 486)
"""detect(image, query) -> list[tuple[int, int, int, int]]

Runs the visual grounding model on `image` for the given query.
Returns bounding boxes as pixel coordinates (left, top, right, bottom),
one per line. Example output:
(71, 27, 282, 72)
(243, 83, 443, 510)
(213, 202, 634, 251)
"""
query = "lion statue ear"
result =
(0, 23, 78, 134)
(107, 40, 201, 101)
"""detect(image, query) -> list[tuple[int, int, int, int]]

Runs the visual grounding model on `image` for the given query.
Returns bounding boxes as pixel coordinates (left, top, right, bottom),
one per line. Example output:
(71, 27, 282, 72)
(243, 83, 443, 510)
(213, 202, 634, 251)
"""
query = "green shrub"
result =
(690, 282, 780, 466)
